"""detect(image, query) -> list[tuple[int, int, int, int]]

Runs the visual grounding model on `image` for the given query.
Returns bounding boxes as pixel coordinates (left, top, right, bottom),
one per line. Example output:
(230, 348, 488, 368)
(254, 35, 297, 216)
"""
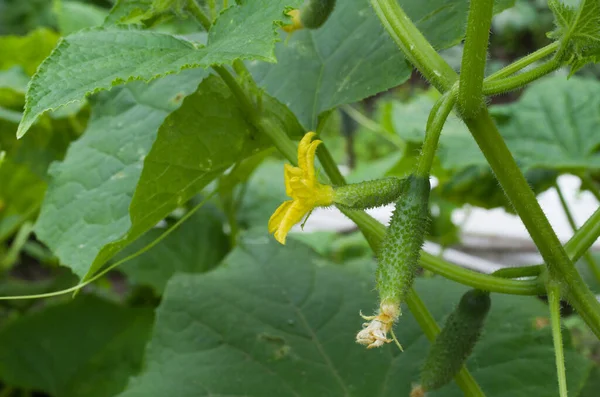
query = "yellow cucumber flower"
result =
(282, 9, 303, 33)
(268, 132, 334, 244)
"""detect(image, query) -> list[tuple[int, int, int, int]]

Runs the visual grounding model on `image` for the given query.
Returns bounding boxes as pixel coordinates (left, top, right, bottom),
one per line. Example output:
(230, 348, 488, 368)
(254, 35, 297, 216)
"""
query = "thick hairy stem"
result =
(458, 0, 494, 118)
(464, 112, 600, 339)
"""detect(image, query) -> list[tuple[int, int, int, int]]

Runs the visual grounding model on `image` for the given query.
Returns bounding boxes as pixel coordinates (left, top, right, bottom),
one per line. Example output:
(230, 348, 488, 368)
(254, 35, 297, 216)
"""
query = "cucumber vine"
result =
(2, 0, 600, 396)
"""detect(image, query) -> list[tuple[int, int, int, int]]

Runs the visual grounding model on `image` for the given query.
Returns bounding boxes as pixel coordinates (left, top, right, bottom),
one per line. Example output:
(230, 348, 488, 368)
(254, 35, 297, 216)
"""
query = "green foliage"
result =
(118, 235, 594, 397)
(17, 0, 303, 137)
(2, 0, 600, 396)
(0, 295, 153, 397)
(0, 28, 59, 75)
(33, 71, 205, 279)
(251, 0, 514, 129)
(548, 0, 600, 73)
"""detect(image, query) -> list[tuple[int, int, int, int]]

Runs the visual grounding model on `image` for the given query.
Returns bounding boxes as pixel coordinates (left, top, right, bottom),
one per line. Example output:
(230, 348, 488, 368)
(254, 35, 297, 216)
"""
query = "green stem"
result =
(458, 0, 494, 118)
(342, 105, 404, 149)
(564, 205, 600, 262)
(482, 59, 561, 96)
(187, 0, 212, 31)
(1, 222, 33, 270)
(556, 182, 600, 284)
(493, 204, 600, 279)
(416, 89, 456, 177)
(547, 281, 568, 397)
(493, 265, 543, 279)
(373, 0, 600, 340)
(420, 252, 544, 295)
(464, 110, 600, 339)
(370, 0, 457, 92)
(208, 0, 216, 20)
(486, 42, 560, 81)
(580, 173, 600, 202)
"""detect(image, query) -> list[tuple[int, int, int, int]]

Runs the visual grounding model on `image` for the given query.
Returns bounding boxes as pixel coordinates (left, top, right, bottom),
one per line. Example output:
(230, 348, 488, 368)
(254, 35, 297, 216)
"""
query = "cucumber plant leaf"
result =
(548, 0, 600, 73)
(17, 0, 302, 138)
(119, 233, 593, 397)
(34, 73, 296, 280)
(250, 0, 515, 129)
(0, 295, 154, 397)
(34, 70, 207, 279)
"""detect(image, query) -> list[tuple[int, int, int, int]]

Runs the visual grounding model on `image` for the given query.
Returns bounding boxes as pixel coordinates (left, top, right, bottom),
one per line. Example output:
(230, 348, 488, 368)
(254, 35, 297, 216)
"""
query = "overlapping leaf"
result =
(17, 0, 302, 137)
(34, 70, 207, 278)
(250, 0, 515, 129)
(119, 234, 594, 397)
(0, 295, 153, 397)
(33, 73, 298, 280)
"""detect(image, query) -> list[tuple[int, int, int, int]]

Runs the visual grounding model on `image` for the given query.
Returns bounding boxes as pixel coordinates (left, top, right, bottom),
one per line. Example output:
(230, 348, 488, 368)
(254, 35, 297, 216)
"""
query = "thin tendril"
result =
(0, 191, 217, 301)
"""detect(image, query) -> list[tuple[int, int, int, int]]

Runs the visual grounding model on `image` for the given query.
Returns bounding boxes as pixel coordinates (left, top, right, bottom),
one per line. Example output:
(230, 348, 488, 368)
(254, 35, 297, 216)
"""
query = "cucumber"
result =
(300, 0, 337, 29)
(420, 289, 492, 392)
(376, 174, 430, 308)
(356, 174, 430, 349)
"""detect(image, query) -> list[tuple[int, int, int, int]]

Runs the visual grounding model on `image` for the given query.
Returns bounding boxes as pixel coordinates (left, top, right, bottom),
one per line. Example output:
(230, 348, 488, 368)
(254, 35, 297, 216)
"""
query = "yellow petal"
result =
(273, 200, 310, 244)
(298, 132, 317, 172)
(305, 140, 321, 182)
(268, 200, 293, 234)
(284, 164, 301, 197)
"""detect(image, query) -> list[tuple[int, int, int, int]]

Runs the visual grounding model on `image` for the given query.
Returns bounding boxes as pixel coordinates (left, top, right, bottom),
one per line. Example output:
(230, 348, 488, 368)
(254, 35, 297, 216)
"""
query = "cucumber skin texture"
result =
(300, 0, 337, 29)
(334, 177, 406, 210)
(376, 175, 430, 306)
(421, 289, 492, 391)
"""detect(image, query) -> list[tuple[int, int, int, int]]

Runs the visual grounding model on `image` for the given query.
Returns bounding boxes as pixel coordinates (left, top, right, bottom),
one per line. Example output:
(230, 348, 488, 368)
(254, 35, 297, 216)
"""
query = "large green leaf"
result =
(0, 295, 154, 397)
(34, 70, 207, 279)
(250, 0, 514, 129)
(34, 73, 289, 280)
(119, 234, 593, 397)
(119, 203, 230, 294)
(17, 0, 303, 137)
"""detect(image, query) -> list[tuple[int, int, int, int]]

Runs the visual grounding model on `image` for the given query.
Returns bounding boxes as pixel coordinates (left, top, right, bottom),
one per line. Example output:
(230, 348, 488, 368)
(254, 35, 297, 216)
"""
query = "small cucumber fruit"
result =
(419, 289, 492, 392)
(300, 0, 337, 29)
(376, 174, 430, 309)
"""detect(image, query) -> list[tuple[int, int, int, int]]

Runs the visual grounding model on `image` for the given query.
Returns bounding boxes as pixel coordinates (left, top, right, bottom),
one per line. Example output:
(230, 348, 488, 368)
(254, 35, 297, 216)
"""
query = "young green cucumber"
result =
(333, 177, 406, 210)
(300, 0, 337, 29)
(356, 174, 430, 348)
(419, 289, 492, 392)
(376, 174, 430, 308)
